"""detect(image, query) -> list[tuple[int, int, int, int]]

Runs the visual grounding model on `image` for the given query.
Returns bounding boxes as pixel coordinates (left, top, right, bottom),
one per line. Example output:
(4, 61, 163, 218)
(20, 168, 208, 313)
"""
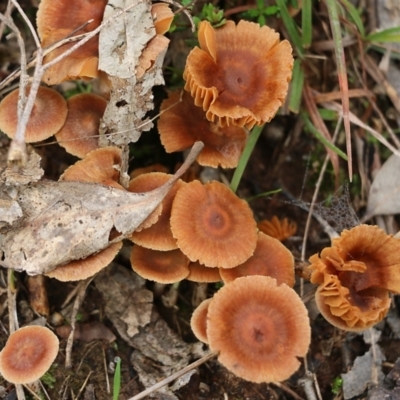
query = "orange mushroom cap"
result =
(183, 20, 294, 129)
(151, 3, 174, 35)
(258, 216, 297, 242)
(37, 0, 107, 84)
(60, 146, 124, 190)
(130, 245, 190, 283)
(158, 91, 248, 168)
(220, 232, 294, 286)
(129, 172, 185, 250)
(170, 180, 258, 269)
(207, 276, 310, 383)
(0, 86, 67, 142)
(186, 261, 221, 283)
(0, 326, 59, 384)
(190, 298, 212, 343)
(46, 242, 122, 281)
(55, 93, 107, 158)
(308, 224, 400, 331)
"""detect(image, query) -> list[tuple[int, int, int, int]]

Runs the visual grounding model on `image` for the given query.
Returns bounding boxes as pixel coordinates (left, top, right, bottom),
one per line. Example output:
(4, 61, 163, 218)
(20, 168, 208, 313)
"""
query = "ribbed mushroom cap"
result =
(183, 20, 294, 129)
(130, 246, 190, 283)
(37, 0, 107, 84)
(151, 3, 174, 35)
(220, 232, 294, 286)
(186, 261, 221, 282)
(309, 225, 400, 331)
(129, 173, 185, 250)
(207, 276, 310, 383)
(158, 91, 247, 168)
(0, 86, 67, 142)
(0, 326, 59, 384)
(60, 146, 124, 190)
(170, 180, 258, 268)
(55, 93, 107, 158)
(190, 298, 212, 343)
(258, 216, 297, 242)
(130, 164, 169, 179)
(46, 242, 122, 281)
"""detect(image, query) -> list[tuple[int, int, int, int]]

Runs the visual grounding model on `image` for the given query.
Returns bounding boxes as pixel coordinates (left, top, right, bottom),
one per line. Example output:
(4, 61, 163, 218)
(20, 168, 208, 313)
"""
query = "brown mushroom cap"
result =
(220, 232, 294, 286)
(170, 180, 257, 268)
(129, 173, 185, 250)
(60, 146, 124, 190)
(37, 0, 107, 84)
(151, 3, 174, 35)
(158, 91, 248, 168)
(55, 93, 107, 158)
(207, 276, 310, 383)
(0, 86, 67, 142)
(130, 245, 190, 283)
(308, 225, 400, 331)
(190, 298, 212, 343)
(0, 326, 59, 384)
(46, 242, 122, 281)
(186, 261, 221, 282)
(258, 216, 297, 242)
(183, 20, 294, 128)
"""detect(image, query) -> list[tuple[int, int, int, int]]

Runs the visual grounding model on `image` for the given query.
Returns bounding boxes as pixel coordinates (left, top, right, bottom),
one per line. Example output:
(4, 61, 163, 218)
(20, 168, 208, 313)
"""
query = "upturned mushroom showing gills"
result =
(183, 20, 294, 129)
(0, 326, 59, 384)
(308, 224, 400, 331)
(207, 276, 310, 383)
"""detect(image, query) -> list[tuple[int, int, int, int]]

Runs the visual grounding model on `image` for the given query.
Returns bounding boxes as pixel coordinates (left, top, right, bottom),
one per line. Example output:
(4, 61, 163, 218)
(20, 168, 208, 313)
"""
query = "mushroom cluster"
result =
(308, 224, 400, 331)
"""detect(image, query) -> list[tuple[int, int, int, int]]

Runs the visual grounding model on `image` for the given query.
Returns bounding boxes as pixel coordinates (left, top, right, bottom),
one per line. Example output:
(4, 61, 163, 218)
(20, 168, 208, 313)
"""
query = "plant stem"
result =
(230, 124, 264, 193)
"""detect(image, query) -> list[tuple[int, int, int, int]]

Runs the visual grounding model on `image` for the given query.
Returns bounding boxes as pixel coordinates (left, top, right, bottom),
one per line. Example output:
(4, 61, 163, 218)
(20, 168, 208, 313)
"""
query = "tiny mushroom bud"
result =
(0, 326, 59, 384)
(158, 91, 248, 168)
(184, 20, 294, 128)
(219, 232, 295, 286)
(190, 298, 212, 344)
(55, 93, 107, 158)
(258, 216, 297, 242)
(0, 86, 67, 142)
(308, 224, 400, 331)
(170, 180, 258, 269)
(207, 276, 310, 383)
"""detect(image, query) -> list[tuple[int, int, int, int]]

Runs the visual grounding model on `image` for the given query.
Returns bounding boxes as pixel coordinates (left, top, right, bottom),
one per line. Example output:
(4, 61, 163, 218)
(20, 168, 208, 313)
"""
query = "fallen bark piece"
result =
(0, 142, 203, 275)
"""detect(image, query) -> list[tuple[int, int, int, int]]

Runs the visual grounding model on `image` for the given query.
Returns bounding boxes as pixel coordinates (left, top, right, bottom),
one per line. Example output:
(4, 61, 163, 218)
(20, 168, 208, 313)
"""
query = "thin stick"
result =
(127, 352, 217, 400)
(75, 371, 93, 400)
(0, 0, 14, 39)
(159, 0, 195, 31)
(273, 382, 305, 400)
(103, 347, 111, 394)
(65, 278, 93, 368)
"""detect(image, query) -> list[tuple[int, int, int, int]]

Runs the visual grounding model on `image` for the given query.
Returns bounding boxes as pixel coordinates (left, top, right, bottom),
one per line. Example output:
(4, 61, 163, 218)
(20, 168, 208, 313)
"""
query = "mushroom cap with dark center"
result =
(0, 326, 59, 384)
(170, 180, 258, 268)
(55, 93, 107, 158)
(220, 232, 294, 286)
(130, 245, 190, 283)
(207, 276, 310, 383)
(183, 20, 293, 128)
(0, 86, 67, 142)
(158, 91, 247, 168)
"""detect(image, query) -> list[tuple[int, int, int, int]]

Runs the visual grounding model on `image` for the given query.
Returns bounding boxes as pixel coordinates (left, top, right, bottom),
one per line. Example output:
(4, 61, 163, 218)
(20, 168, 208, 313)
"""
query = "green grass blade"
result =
(230, 125, 264, 193)
(113, 357, 121, 400)
(246, 189, 282, 202)
(288, 59, 304, 113)
(275, 0, 304, 57)
(302, 114, 348, 160)
(301, 0, 312, 48)
(366, 26, 400, 43)
(340, 0, 365, 38)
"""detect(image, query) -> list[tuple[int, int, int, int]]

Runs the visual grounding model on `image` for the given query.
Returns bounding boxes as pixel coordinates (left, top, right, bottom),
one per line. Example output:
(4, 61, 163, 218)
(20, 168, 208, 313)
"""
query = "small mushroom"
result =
(219, 231, 294, 286)
(130, 245, 190, 283)
(0, 86, 67, 142)
(151, 3, 174, 35)
(186, 261, 221, 283)
(207, 276, 310, 383)
(183, 20, 294, 128)
(158, 91, 248, 168)
(190, 298, 212, 344)
(0, 326, 59, 384)
(308, 224, 400, 331)
(128, 172, 185, 250)
(170, 180, 258, 269)
(55, 93, 107, 158)
(258, 216, 297, 242)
